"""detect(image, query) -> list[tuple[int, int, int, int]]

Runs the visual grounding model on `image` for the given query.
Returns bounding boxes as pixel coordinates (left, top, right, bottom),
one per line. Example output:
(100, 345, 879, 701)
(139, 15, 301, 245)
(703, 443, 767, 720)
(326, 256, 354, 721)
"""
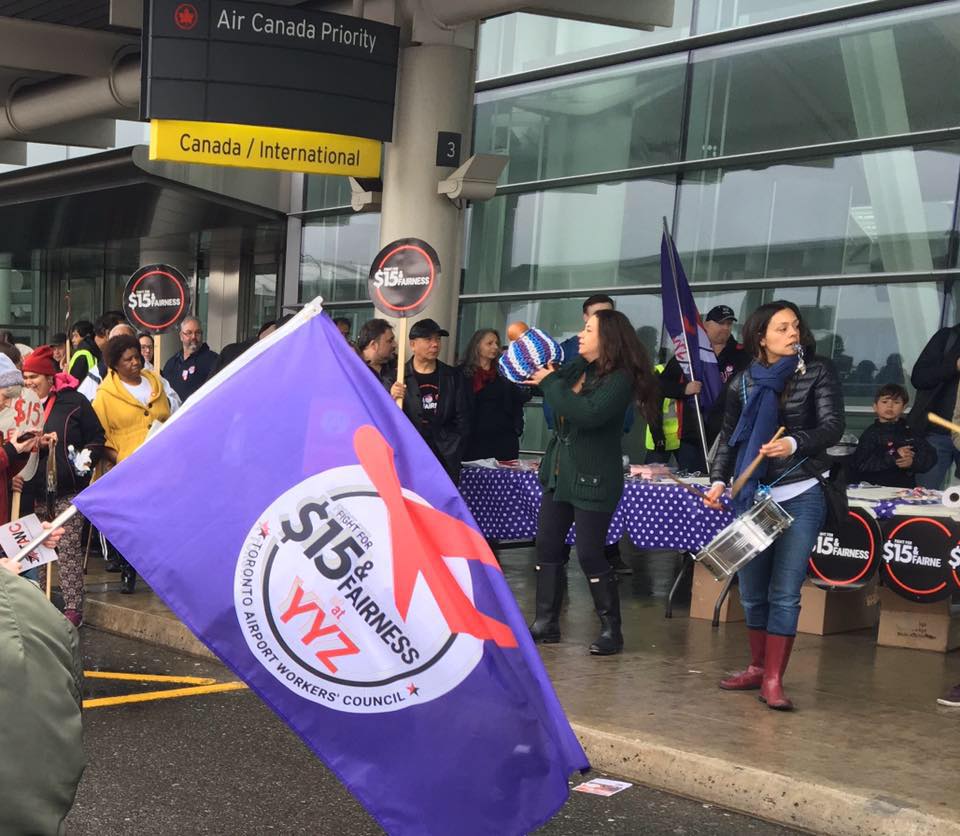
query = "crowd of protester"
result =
(3, 301, 960, 704)
(344, 297, 960, 706)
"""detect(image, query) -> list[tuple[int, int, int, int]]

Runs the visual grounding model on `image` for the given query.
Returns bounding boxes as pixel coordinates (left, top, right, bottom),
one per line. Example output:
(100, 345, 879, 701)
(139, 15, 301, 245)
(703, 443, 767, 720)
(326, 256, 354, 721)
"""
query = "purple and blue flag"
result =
(660, 231, 723, 410)
(74, 303, 588, 835)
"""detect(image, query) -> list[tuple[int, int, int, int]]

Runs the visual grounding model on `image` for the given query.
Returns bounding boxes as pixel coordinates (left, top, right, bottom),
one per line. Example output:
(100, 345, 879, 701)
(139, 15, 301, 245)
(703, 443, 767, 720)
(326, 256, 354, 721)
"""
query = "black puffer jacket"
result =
(27, 387, 105, 499)
(711, 357, 845, 488)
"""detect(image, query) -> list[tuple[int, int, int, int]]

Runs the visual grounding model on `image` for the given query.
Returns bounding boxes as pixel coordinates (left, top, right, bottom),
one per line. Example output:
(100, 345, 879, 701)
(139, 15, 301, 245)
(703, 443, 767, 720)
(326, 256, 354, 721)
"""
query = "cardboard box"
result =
(797, 579, 880, 636)
(876, 587, 960, 653)
(689, 561, 744, 622)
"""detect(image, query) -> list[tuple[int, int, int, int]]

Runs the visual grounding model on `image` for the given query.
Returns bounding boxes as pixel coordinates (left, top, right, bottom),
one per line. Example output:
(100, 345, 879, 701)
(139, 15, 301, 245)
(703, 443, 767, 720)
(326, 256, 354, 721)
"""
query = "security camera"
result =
(349, 177, 382, 213)
(437, 154, 509, 202)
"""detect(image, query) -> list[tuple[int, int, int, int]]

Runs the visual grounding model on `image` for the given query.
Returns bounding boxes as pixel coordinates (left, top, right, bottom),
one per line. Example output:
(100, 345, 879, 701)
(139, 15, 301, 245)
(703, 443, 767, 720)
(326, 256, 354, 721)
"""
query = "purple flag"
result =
(660, 231, 723, 410)
(74, 304, 587, 835)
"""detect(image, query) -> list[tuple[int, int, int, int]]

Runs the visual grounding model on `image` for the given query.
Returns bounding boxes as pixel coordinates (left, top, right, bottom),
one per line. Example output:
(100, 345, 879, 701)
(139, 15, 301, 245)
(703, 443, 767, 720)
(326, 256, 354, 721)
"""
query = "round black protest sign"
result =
(123, 264, 191, 334)
(367, 239, 439, 318)
(881, 516, 957, 603)
(808, 507, 880, 587)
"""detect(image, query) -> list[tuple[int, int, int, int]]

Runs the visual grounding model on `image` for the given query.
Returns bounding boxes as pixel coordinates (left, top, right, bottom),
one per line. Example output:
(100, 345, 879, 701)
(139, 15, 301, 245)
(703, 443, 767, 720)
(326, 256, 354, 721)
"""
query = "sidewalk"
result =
(81, 549, 960, 836)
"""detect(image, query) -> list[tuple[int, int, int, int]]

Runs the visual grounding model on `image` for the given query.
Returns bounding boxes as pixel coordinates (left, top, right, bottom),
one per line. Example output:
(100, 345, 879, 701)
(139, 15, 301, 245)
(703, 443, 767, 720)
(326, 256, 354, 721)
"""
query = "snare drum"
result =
(695, 495, 794, 581)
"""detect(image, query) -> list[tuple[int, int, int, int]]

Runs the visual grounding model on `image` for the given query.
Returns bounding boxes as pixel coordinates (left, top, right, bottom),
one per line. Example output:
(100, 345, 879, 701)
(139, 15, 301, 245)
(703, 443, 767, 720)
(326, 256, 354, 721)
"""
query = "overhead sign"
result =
(142, 0, 400, 141)
(149, 119, 381, 176)
(123, 264, 192, 334)
(368, 239, 440, 318)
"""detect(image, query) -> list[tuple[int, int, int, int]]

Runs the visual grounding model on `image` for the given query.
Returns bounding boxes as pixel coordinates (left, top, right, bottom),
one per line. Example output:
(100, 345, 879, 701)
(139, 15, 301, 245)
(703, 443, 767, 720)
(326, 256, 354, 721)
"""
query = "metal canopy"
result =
(0, 1, 114, 29)
(0, 147, 283, 252)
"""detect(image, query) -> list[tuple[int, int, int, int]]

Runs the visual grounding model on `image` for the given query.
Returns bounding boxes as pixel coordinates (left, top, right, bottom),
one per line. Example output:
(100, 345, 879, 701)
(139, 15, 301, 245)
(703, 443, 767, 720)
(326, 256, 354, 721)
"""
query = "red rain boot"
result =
(719, 629, 766, 690)
(759, 633, 795, 711)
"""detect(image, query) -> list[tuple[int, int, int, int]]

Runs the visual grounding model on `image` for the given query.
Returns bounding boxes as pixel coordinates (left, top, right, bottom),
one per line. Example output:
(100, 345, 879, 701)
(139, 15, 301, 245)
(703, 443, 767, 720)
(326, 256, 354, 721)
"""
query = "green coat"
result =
(0, 571, 85, 834)
(538, 357, 633, 512)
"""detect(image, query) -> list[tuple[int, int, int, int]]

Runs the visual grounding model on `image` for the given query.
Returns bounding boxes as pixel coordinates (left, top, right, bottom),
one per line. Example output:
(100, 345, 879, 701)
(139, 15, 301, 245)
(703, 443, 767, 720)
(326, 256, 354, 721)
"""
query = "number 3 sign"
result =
(436, 132, 461, 167)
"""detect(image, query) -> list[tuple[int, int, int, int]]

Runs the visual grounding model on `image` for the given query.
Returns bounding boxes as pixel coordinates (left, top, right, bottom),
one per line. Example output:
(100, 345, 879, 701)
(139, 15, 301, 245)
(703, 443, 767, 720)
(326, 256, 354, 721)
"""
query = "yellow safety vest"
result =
(645, 363, 680, 451)
(68, 348, 95, 376)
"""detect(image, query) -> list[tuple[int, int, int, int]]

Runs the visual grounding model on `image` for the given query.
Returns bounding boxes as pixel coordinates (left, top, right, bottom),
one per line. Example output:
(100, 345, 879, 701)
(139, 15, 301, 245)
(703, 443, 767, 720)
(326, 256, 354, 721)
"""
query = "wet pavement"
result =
(68, 629, 802, 836)
(76, 542, 960, 834)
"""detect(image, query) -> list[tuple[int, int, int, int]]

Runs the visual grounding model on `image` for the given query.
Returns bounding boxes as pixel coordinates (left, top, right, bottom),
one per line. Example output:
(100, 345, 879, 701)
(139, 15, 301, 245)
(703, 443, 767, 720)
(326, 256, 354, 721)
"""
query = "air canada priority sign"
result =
(123, 264, 192, 334)
(367, 238, 440, 318)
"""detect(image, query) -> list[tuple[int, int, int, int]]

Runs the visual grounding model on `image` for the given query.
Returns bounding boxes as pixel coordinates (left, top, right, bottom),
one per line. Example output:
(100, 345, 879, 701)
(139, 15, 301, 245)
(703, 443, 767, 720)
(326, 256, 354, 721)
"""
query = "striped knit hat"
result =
(498, 326, 562, 384)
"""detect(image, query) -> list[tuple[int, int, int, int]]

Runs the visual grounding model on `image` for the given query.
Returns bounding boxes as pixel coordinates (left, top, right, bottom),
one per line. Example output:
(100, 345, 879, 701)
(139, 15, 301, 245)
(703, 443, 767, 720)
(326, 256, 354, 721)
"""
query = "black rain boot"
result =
(605, 542, 632, 576)
(587, 571, 623, 656)
(120, 564, 137, 594)
(529, 563, 564, 643)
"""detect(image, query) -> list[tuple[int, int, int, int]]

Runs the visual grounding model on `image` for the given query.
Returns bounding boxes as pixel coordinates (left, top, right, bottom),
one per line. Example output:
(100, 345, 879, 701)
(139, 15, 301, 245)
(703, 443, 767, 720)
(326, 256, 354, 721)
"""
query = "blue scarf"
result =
(729, 355, 798, 513)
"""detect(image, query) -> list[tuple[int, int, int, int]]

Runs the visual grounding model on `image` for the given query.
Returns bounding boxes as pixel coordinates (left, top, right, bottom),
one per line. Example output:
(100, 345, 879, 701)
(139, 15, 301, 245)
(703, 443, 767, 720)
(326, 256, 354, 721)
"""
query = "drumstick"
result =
(928, 413, 960, 435)
(730, 426, 786, 499)
(661, 471, 711, 500)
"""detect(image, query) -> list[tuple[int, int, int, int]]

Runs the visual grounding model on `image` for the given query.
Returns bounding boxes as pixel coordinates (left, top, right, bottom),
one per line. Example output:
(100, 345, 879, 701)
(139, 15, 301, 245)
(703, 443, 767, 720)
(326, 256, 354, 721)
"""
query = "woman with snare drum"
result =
(704, 301, 843, 710)
(526, 309, 657, 656)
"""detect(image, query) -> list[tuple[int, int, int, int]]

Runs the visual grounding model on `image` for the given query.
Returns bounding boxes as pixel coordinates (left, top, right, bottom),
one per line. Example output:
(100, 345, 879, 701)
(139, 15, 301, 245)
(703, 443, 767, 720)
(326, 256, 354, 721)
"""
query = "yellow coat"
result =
(92, 369, 171, 463)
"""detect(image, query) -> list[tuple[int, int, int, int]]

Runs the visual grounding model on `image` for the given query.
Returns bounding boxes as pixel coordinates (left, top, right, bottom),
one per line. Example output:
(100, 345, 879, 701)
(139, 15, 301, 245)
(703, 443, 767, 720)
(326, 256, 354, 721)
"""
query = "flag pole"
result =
(64, 288, 72, 369)
(662, 217, 711, 471)
(11, 504, 79, 568)
(394, 318, 407, 408)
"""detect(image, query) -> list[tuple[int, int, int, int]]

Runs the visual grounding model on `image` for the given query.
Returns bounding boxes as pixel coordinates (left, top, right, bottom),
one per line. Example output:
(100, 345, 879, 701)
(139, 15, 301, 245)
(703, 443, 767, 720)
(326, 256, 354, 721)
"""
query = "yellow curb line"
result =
(83, 681, 248, 709)
(83, 671, 217, 685)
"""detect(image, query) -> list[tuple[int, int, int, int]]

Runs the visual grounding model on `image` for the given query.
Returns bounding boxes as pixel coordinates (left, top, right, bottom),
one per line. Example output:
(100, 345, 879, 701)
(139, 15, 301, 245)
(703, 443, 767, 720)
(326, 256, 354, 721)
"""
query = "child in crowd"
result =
(853, 384, 936, 487)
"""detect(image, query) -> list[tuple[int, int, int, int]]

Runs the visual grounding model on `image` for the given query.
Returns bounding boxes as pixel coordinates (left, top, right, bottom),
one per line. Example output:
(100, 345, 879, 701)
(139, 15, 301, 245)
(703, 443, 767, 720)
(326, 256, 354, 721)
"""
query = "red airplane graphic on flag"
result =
(354, 424, 517, 649)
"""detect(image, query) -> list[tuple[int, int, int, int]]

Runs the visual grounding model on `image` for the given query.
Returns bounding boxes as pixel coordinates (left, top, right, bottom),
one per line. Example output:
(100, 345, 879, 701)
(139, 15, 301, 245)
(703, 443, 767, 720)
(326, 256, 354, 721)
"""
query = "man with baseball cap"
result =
(658, 304, 749, 471)
(390, 318, 470, 484)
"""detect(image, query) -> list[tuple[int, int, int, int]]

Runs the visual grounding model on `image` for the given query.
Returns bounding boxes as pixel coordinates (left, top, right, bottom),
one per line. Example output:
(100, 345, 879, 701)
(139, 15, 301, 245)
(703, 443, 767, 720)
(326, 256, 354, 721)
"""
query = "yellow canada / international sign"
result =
(149, 119, 381, 177)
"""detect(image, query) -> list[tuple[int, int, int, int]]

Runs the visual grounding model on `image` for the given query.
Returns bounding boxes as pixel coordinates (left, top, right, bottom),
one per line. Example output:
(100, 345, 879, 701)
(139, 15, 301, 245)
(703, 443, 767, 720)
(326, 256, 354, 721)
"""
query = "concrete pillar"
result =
(379, 42, 475, 362)
(138, 241, 196, 368)
(0, 253, 11, 327)
(204, 228, 243, 352)
(283, 173, 305, 312)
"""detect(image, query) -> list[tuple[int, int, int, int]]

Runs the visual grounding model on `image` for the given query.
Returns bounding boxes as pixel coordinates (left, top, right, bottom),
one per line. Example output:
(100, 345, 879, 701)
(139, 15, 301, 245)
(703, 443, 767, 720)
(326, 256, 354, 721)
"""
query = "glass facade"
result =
(300, 213, 380, 303)
(686, 4, 960, 158)
(476, 3, 693, 80)
(300, 1, 960, 454)
(474, 55, 686, 183)
(463, 176, 676, 294)
(677, 142, 960, 281)
(695, 0, 885, 34)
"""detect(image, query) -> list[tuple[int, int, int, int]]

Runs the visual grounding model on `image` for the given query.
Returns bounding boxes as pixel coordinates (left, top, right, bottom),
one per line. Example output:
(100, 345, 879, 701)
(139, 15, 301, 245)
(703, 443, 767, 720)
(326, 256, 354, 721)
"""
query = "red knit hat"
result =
(22, 345, 59, 377)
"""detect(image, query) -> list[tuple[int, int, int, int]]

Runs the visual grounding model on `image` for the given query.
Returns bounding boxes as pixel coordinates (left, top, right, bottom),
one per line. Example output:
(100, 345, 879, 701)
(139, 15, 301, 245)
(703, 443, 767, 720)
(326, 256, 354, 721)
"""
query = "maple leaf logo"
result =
(174, 3, 198, 31)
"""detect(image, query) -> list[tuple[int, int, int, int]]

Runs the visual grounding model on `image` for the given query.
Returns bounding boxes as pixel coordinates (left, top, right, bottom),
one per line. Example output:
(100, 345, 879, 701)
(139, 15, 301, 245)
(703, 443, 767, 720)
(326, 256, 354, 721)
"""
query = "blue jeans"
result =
(737, 486, 826, 636)
(915, 432, 960, 490)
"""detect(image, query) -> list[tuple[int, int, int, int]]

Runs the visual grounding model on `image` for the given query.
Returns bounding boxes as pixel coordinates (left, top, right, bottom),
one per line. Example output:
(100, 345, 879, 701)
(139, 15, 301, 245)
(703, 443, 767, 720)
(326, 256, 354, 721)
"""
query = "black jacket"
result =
(27, 388, 105, 499)
(162, 343, 220, 402)
(909, 325, 960, 433)
(711, 357, 845, 488)
(211, 338, 256, 376)
(460, 366, 532, 462)
(66, 338, 100, 384)
(401, 359, 470, 483)
(365, 358, 396, 392)
(852, 419, 937, 488)
(658, 337, 750, 446)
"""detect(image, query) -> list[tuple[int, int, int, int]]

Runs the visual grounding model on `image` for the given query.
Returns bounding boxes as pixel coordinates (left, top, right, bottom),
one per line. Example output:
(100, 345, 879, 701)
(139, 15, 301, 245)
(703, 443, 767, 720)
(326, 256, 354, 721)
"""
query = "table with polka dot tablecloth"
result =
(459, 467, 735, 551)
